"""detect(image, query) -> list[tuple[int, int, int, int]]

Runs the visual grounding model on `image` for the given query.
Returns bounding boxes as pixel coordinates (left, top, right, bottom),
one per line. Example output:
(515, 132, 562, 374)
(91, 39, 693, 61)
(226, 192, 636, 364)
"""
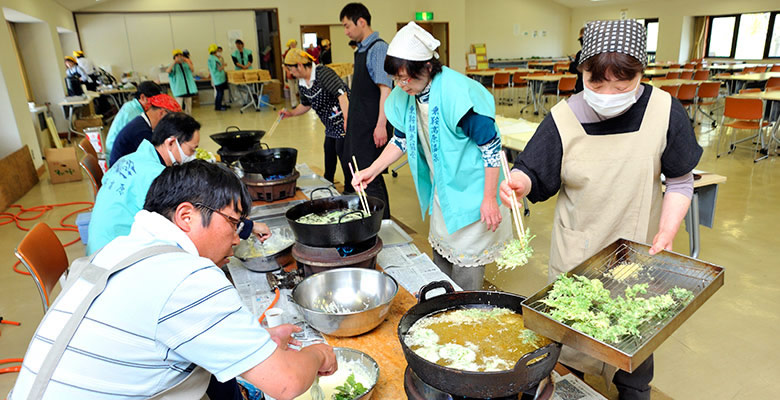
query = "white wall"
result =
(76, 11, 259, 80)
(58, 31, 80, 61)
(0, 0, 75, 168)
(16, 22, 69, 135)
(571, 0, 780, 63)
(78, 0, 469, 72)
(465, 0, 572, 60)
(328, 24, 354, 65)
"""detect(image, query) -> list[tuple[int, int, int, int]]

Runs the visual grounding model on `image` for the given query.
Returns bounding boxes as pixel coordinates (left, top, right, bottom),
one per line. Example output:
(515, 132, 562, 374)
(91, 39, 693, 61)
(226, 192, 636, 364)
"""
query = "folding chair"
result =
(693, 70, 710, 81)
(683, 63, 695, 69)
(770, 65, 780, 72)
(492, 72, 512, 106)
(680, 71, 694, 80)
(79, 154, 103, 199)
(670, 64, 682, 69)
(512, 72, 530, 106)
(676, 84, 698, 120)
(717, 97, 769, 161)
(765, 77, 780, 90)
(694, 81, 723, 127)
(660, 85, 680, 97)
(15, 223, 70, 313)
(546, 76, 577, 105)
(665, 72, 680, 79)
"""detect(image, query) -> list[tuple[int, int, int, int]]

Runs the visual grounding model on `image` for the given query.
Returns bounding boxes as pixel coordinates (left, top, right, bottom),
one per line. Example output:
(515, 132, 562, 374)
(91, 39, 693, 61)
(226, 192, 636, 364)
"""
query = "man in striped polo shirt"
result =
(11, 161, 336, 400)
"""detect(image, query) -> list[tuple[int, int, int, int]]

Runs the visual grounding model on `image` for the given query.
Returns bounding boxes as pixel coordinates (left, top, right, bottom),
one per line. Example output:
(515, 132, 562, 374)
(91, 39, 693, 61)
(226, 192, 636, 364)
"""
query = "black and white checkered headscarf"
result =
(579, 19, 647, 67)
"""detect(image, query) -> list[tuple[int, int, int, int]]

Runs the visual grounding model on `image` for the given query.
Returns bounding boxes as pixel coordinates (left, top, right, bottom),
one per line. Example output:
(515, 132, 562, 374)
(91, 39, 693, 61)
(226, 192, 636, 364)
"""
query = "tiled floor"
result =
(1, 95, 778, 399)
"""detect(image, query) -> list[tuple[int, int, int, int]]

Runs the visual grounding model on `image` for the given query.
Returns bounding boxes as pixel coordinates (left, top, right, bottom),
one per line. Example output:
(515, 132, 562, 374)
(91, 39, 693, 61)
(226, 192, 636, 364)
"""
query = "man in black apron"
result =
(340, 2, 392, 218)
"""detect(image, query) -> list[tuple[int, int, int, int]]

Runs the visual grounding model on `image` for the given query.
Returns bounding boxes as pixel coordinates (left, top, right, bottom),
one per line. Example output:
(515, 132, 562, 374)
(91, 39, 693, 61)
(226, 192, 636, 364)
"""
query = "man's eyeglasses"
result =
(193, 203, 245, 236)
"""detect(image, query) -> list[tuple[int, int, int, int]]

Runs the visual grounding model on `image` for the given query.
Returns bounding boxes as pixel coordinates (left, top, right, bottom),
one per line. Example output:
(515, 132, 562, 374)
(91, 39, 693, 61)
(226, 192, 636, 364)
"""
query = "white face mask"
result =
(583, 80, 641, 118)
(216, 51, 222, 57)
(167, 139, 195, 165)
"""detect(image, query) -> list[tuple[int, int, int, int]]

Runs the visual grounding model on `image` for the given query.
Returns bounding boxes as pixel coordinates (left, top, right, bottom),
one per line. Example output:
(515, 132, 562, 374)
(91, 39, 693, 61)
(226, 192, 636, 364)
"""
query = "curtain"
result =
(690, 16, 708, 61)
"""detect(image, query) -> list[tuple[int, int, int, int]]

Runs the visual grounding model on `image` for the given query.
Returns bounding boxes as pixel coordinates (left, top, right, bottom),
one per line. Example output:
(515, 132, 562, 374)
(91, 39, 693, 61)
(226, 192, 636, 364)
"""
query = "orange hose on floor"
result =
(0, 359, 23, 374)
(1, 201, 94, 275)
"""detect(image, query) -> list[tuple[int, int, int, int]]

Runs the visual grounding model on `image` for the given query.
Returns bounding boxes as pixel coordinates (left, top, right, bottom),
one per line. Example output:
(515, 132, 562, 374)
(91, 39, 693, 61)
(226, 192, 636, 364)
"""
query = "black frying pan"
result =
(210, 126, 265, 150)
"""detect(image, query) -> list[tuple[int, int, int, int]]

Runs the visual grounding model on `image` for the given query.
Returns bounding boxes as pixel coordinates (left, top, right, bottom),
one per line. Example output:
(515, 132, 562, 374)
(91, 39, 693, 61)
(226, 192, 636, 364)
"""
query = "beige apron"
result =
(548, 88, 670, 380)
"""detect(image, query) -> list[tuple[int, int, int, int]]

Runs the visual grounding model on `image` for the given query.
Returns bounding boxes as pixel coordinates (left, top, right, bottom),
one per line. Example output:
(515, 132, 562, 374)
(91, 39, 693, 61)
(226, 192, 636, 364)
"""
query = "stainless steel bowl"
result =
(292, 268, 398, 337)
(333, 347, 379, 400)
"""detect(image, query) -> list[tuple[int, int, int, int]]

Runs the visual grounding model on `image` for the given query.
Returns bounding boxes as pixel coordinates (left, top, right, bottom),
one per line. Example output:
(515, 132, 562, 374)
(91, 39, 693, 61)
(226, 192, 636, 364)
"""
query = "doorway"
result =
(255, 10, 282, 80)
(396, 22, 449, 66)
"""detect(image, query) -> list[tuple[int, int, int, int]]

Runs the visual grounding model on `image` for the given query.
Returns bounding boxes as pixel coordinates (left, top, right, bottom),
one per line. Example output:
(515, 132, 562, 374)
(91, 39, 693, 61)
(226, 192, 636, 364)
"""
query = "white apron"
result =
(416, 100, 512, 267)
(548, 88, 670, 380)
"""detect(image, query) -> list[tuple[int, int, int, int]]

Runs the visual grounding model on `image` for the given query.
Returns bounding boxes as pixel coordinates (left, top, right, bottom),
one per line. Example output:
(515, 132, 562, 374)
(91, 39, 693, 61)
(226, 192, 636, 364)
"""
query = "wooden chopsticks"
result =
(499, 151, 526, 240)
(349, 156, 371, 216)
(265, 110, 285, 138)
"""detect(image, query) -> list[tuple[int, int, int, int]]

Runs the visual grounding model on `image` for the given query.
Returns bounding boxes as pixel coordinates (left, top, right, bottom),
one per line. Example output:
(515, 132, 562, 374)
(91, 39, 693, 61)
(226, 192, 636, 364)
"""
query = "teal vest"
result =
(208, 55, 226, 85)
(168, 62, 198, 97)
(232, 49, 253, 70)
(87, 140, 165, 255)
(385, 66, 501, 234)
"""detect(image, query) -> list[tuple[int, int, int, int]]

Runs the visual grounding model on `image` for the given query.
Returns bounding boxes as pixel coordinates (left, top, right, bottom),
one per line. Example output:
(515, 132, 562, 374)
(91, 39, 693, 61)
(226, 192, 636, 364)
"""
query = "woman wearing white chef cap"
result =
(500, 19, 702, 399)
(352, 22, 511, 290)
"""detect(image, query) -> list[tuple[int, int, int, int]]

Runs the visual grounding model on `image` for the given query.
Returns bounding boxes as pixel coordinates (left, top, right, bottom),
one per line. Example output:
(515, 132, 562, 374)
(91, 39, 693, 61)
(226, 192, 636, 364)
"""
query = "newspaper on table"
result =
(379, 243, 461, 296)
(551, 370, 608, 400)
(226, 258, 324, 346)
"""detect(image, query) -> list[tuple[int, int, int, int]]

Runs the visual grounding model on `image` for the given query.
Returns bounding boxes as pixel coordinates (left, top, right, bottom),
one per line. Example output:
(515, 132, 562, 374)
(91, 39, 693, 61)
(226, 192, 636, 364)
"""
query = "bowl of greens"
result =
(298, 347, 379, 400)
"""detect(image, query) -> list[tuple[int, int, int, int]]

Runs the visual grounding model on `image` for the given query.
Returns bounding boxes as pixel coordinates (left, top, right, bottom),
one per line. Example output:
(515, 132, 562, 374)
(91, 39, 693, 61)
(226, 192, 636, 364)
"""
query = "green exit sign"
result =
(415, 11, 434, 21)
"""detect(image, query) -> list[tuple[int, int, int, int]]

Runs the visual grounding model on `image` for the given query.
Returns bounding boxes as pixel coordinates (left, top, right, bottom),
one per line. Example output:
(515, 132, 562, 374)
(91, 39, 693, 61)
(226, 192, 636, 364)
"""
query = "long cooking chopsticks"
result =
(348, 156, 371, 216)
(265, 110, 285, 138)
(499, 151, 526, 240)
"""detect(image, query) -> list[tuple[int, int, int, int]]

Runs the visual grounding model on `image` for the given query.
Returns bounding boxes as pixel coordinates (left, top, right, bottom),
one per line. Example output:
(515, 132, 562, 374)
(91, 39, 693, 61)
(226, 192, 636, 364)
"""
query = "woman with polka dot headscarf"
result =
(279, 50, 351, 187)
(500, 19, 702, 398)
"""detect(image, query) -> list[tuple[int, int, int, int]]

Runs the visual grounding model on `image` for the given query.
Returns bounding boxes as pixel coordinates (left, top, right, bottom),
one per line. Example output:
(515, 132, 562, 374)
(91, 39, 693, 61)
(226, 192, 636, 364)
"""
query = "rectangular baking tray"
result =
(521, 238, 724, 372)
(378, 220, 413, 247)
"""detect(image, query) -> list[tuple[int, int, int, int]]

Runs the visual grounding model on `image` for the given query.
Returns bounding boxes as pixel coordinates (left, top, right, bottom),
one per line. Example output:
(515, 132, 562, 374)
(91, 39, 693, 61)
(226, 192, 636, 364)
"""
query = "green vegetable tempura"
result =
(540, 275, 694, 344)
(496, 228, 535, 270)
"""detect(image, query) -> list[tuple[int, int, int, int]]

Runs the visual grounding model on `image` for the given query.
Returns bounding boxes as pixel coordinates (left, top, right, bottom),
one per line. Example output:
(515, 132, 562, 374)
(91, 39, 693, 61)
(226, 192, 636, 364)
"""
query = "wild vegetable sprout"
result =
(333, 374, 367, 400)
(497, 152, 534, 270)
(496, 228, 535, 270)
(539, 275, 695, 343)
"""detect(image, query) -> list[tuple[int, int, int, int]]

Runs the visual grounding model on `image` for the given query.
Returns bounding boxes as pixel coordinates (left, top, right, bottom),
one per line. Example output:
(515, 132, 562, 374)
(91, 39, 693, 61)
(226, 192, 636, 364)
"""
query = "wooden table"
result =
(649, 79, 719, 87)
(643, 68, 693, 77)
(714, 72, 780, 94)
(466, 68, 535, 77)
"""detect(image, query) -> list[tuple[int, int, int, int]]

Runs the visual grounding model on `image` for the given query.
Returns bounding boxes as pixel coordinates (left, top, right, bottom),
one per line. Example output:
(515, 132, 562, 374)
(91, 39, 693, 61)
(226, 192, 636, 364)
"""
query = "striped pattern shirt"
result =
(10, 211, 277, 399)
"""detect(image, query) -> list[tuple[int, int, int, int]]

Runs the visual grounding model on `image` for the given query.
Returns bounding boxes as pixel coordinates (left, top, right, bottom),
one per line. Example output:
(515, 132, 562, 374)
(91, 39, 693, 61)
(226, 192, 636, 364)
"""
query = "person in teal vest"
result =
(87, 113, 201, 255)
(166, 49, 198, 115)
(105, 81, 162, 160)
(232, 39, 253, 70)
(207, 44, 229, 111)
(352, 22, 511, 290)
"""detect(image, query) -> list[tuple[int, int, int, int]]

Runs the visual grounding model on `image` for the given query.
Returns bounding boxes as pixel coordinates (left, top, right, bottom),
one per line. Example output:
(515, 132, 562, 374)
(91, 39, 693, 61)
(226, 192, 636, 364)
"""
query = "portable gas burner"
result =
(242, 170, 300, 202)
(404, 366, 554, 400)
(292, 236, 383, 276)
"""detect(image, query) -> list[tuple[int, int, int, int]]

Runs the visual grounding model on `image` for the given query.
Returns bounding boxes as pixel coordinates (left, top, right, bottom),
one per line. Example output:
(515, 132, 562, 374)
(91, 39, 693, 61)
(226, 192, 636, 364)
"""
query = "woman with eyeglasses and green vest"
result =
(352, 22, 511, 291)
(166, 49, 198, 115)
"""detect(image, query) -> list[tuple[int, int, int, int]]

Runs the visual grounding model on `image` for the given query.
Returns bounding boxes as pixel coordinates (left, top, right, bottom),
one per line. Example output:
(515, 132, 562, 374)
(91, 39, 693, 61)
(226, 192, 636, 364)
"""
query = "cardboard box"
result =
(263, 79, 282, 104)
(74, 116, 103, 134)
(0, 146, 39, 210)
(45, 147, 82, 184)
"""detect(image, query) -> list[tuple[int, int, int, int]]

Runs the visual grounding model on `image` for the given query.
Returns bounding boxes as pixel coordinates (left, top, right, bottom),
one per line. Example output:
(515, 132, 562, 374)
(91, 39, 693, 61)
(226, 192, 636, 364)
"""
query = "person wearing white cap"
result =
(352, 21, 511, 291)
(500, 19, 702, 399)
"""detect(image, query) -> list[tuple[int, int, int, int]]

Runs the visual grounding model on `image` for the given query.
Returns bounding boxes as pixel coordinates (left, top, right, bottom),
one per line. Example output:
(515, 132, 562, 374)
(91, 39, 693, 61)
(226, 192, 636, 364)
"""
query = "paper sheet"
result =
(551, 370, 608, 400)
(382, 253, 461, 296)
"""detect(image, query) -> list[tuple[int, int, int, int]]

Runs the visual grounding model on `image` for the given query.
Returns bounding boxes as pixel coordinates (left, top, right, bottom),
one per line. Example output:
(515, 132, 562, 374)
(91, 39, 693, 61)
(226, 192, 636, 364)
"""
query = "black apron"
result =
(346, 39, 391, 218)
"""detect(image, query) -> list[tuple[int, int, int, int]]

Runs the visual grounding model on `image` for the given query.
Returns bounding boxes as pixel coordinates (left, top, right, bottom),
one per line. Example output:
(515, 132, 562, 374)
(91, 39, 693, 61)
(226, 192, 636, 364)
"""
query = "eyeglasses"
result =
(393, 76, 411, 86)
(193, 203, 245, 235)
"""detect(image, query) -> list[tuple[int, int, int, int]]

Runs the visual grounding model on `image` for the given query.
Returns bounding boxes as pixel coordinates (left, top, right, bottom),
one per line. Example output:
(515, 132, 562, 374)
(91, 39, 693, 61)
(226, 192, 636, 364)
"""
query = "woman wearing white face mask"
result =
(500, 19, 702, 400)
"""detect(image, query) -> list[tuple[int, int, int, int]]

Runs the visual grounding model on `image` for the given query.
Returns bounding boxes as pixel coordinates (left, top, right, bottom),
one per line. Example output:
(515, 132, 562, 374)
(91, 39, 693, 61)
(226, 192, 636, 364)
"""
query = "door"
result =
(396, 22, 449, 66)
